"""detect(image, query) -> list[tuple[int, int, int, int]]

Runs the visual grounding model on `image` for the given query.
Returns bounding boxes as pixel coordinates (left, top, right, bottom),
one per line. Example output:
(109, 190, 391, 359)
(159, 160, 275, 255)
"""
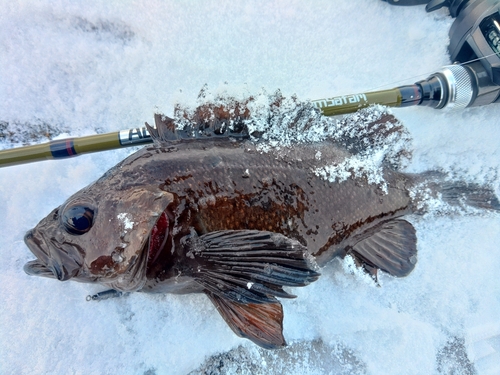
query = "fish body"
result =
(138, 137, 413, 290)
(23, 100, 499, 348)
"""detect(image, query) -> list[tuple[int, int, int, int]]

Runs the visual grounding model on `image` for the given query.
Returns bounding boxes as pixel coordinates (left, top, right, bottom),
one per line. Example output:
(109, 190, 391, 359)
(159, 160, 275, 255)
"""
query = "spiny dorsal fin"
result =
(205, 291, 286, 349)
(348, 219, 417, 277)
(333, 109, 412, 170)
(144, 114, 177, 141)
(145, 100, 252, 144)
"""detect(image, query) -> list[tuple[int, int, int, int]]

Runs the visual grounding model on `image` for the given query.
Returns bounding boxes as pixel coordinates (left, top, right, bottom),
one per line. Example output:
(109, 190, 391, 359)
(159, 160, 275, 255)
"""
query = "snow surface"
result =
(1, 1, 500, 374)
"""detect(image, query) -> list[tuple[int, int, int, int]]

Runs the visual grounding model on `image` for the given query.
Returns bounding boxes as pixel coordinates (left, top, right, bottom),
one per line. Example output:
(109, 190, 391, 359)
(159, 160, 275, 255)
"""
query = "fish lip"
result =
(23, 228, 64, 280)
(24, 229, 48, 273)
(24, 229, 48, 261)
(23, 260, 56, 278)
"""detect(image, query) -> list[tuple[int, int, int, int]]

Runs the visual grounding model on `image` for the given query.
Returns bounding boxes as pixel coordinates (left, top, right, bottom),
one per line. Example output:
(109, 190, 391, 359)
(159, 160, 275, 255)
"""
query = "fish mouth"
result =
(23, 259, 57, 279)
(24, 229, 56, 278)
(23, 229, 77, 281)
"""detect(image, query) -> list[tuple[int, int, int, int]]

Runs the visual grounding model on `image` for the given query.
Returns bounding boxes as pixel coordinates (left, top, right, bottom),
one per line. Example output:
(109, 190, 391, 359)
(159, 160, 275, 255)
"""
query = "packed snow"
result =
(1, 1, 499, 374)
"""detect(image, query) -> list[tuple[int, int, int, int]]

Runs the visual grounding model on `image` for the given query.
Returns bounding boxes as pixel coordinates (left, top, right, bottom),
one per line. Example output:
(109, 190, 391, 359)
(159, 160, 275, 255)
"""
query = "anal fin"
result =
(347, 219, 417, 277)
(345, 252, 380, 282)
(206, 291, 286, 349)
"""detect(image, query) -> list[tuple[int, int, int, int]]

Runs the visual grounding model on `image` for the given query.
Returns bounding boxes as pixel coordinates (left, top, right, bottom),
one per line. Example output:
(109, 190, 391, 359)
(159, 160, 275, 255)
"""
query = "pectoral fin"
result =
(348, 219, 417, 277)
(206, 291, 286, 349)
(182, 229, 320, 348)
(186, 230, 320, 304)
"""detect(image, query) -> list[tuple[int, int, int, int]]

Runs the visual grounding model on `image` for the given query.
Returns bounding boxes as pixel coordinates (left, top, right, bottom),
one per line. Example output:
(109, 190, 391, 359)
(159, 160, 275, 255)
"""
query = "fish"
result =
(23, 93, 500, 349)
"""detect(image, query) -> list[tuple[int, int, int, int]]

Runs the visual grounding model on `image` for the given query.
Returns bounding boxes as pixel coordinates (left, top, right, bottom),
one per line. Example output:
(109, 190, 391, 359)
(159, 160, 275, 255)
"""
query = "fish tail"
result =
(439, 181, 500, 211)
(410, 171, 500, 214)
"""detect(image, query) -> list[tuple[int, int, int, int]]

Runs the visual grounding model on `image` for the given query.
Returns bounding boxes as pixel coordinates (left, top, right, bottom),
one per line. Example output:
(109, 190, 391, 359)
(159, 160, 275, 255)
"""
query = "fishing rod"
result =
(0, 0, 499, 168)
(0, 60, 498, 168)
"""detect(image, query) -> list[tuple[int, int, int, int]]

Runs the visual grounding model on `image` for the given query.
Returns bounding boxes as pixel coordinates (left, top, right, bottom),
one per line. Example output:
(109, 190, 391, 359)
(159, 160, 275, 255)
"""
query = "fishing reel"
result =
(383, 0, 500, 109)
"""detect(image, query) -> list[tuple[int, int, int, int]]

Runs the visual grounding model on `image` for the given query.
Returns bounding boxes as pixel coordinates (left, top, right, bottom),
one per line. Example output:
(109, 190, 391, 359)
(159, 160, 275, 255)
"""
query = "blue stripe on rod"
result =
(50, 139, 77, 159)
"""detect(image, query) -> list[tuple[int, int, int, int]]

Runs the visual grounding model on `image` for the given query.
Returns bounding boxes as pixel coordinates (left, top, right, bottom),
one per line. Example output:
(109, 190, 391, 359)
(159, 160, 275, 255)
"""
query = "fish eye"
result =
(62, 205, 95, 235)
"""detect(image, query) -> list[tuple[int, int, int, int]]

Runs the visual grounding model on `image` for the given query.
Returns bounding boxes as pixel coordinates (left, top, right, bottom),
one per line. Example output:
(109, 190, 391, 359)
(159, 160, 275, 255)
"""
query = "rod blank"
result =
(0, 127, 152, 168)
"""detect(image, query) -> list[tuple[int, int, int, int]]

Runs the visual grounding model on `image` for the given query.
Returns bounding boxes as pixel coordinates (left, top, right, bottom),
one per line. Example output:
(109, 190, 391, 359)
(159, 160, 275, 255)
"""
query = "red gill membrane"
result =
(148, 211, 169, 266)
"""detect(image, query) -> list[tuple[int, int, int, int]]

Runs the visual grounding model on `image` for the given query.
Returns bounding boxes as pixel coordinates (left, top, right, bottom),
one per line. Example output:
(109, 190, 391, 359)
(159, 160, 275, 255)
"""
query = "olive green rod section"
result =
(310, 87, 416, 116)
(0, 127, 152, 168)
(0, 85, 421, 168)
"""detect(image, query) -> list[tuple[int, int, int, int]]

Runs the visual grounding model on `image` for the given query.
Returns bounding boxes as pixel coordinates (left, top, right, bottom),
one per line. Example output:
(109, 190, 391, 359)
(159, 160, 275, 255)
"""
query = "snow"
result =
(1, 1, 500, 374)
(117, 213, 135, 231)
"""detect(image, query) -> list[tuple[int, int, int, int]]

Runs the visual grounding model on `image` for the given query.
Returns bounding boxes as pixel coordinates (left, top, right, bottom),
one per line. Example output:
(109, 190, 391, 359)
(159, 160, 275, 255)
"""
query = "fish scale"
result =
(140, 141, 412, 264)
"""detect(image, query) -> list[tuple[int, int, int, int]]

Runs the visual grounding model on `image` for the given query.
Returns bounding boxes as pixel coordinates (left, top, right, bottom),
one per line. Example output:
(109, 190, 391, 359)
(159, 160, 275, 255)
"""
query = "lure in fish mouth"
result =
(22, 94, 500, 349)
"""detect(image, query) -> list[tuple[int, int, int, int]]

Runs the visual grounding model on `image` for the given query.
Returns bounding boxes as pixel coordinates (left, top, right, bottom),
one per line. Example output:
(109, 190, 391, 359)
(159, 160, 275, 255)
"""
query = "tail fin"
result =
(410, 171, 500, 214)
(439, 181, 500, 211)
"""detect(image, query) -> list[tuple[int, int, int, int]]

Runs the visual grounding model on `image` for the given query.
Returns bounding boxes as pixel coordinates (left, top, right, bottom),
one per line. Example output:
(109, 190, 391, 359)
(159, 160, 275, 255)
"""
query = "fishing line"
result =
(367, 52, 500, 92)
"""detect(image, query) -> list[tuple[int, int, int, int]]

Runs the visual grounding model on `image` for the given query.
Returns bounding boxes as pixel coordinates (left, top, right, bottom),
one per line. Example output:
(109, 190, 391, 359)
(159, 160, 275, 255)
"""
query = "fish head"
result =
(24, 172, 173, 291)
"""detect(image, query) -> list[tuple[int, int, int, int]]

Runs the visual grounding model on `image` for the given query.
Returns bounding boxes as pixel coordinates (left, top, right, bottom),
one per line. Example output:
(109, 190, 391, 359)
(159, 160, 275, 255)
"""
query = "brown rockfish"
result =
(23, 96, 500, 349)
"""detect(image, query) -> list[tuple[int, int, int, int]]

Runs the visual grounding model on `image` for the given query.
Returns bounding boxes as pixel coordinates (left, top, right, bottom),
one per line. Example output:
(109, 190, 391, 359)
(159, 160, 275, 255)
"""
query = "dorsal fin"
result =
(332, 109, 412, 169)
(145, 114, 177, 141)
(145, 92, 412, 174)
(145, 100, 252, 144)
